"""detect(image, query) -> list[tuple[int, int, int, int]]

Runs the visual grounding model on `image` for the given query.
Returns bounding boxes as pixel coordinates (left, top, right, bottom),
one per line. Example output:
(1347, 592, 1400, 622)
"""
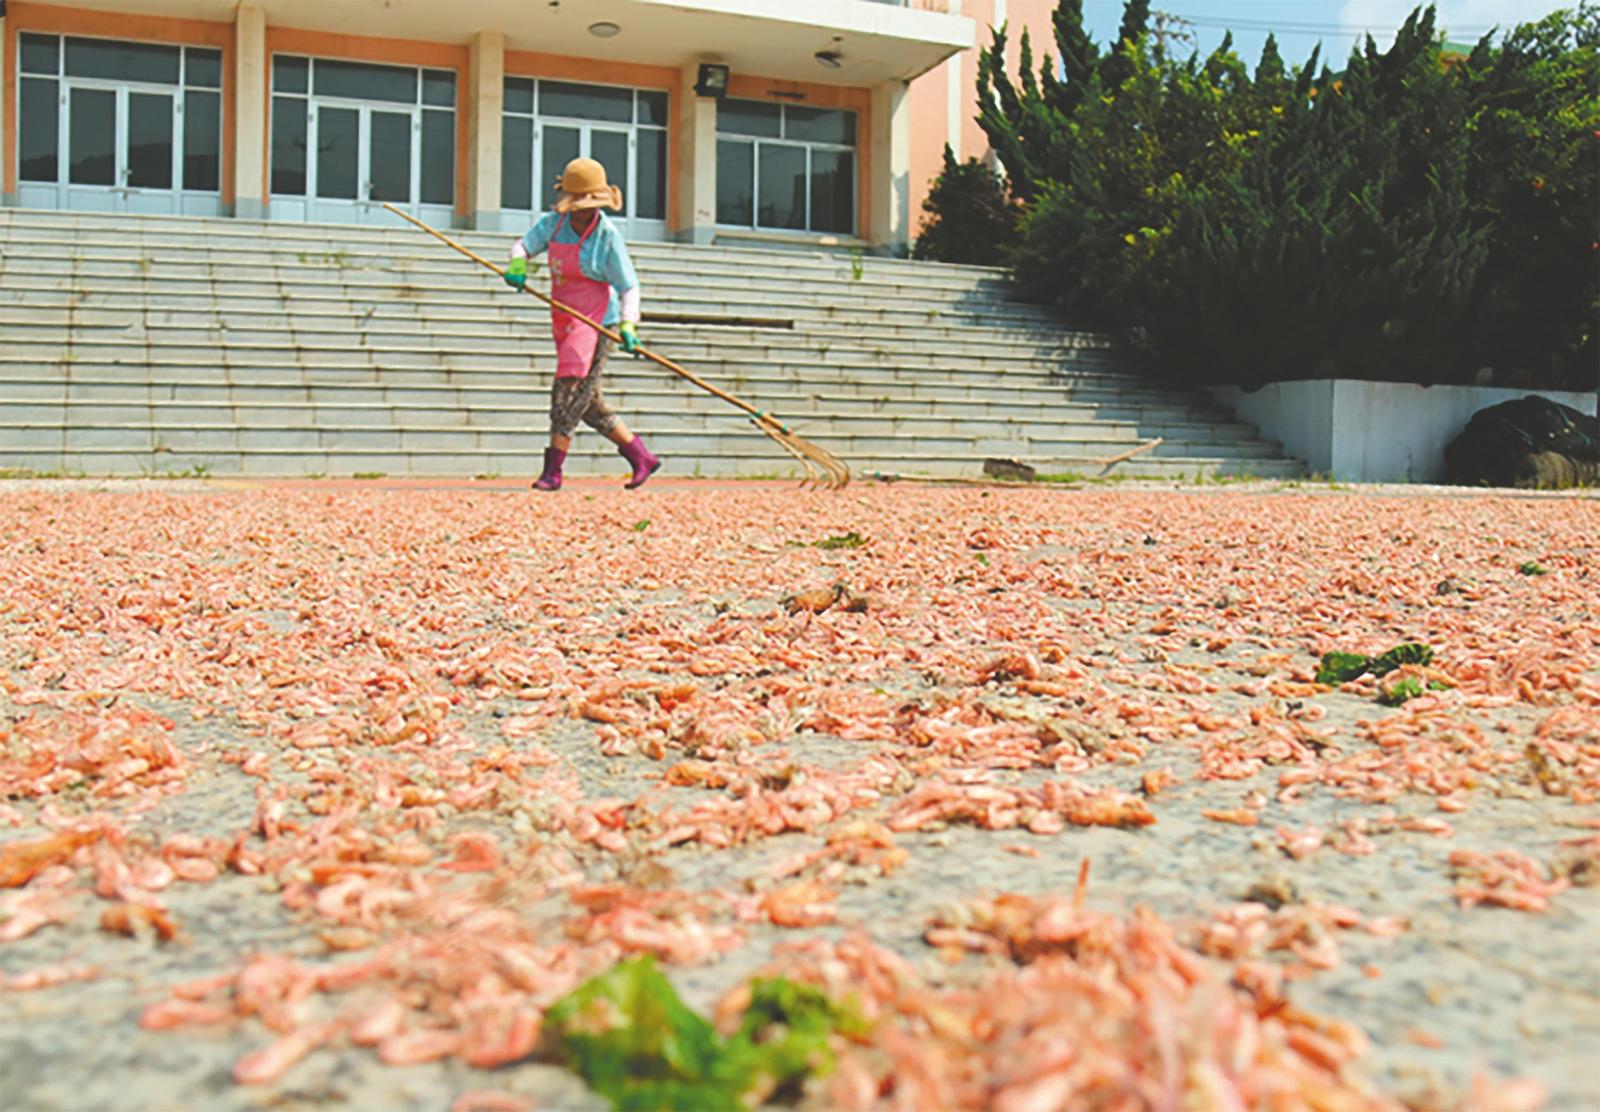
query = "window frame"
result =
(715, 99, 859, 237)
(499, 75, 670, 225)
(15, 32, 223, 198)
(267, 54, 457, 206)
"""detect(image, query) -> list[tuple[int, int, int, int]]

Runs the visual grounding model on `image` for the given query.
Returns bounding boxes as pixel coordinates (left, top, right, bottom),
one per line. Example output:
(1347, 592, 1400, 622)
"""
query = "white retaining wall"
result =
(1210, 380, 1599, 483)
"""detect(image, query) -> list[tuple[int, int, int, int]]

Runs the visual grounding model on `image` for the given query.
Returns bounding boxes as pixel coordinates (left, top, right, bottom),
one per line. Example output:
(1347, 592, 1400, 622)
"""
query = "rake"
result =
(382, 204, 850, 490)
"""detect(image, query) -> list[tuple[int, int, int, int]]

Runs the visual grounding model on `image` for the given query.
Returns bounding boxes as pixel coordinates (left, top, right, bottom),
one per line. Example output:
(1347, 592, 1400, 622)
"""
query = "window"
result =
(16, 33, 222, 194)
(500, 78, 668, 222)
(717, 100, 856, 235)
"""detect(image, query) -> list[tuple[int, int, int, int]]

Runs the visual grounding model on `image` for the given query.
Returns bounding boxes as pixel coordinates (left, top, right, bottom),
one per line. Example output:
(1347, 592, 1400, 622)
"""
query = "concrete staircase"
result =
(0, 208, 1303, 480)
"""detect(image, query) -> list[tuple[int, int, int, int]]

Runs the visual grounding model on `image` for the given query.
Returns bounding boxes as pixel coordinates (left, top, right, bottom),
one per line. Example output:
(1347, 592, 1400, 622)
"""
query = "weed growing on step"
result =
(0, 468, 77, 480)
(138, 461, 214, 481)
(296, 250, 354, 269)
(1277, 473, 1352, 491)
(849, 248, 865, 283)
(353, 472, 386, 480)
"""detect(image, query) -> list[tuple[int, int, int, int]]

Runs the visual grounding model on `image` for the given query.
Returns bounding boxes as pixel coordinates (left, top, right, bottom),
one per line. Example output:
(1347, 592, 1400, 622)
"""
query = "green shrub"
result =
(1456, 6, 1600, 388)
(977, 0, 1600, 390)
(1147, 10, 1491, 386)
(912, 145, 1023, 266)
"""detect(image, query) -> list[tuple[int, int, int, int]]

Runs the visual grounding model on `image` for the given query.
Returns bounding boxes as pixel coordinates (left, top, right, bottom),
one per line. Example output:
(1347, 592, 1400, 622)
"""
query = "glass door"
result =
(60, 82, 180, 214)
(125, 89, 177, 213)
(539, 124, 581, 212)
(368, 109, 414, 208)
(532, 124, 632, 226)
(309, 101, 419, 225)
(589, 129, 631, 219)
(64, 85, 118, 212)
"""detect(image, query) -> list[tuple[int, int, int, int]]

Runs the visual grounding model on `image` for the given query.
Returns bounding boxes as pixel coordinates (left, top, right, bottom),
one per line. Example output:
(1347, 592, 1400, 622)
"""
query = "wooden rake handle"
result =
(379, 203, 788, 434)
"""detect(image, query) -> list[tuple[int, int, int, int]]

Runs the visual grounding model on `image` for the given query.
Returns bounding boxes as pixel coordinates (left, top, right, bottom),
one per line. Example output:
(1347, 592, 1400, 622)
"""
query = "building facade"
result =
(1, 0, 1052, 251)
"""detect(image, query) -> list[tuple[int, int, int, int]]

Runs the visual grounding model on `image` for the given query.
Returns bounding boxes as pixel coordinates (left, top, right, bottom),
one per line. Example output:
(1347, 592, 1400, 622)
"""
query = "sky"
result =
(1072, 0, 1574, 70)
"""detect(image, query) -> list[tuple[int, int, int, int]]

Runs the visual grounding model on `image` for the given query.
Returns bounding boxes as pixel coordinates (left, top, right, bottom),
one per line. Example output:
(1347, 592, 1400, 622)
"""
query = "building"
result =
(0, 0, 1053, 253)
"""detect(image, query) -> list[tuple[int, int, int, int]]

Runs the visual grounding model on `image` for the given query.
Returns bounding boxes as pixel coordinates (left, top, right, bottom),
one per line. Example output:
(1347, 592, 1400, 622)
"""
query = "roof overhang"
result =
(38, 0, 974, 86)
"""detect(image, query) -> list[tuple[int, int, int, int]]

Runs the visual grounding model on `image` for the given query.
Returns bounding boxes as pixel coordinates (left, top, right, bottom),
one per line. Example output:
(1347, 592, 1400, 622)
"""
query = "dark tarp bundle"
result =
(1443, 395, 1599, 489)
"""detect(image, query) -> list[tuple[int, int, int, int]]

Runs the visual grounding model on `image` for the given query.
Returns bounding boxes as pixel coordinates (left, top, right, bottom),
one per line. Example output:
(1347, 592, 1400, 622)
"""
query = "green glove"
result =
(503, 257, 527, 291)
(619, 321, 643, 355)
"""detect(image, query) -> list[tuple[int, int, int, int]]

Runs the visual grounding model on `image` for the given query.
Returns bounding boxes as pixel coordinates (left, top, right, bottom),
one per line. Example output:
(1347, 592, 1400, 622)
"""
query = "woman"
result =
(504, 157, 661, 491)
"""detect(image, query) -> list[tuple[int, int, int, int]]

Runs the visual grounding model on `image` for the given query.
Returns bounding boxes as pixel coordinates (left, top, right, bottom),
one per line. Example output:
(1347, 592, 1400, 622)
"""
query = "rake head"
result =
(752, 415, 851, 490)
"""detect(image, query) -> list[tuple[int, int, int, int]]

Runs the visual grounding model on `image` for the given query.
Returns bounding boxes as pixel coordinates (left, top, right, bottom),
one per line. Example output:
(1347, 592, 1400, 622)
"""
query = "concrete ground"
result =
(0, 478, 1595, 1111)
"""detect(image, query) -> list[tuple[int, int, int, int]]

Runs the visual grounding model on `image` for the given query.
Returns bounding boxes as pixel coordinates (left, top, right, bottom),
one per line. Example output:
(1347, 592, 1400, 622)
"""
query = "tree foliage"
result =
(973, 0, 1599, 390)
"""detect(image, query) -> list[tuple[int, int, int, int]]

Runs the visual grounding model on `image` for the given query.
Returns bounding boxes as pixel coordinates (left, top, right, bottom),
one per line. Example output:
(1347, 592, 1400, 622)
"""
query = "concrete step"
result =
(0, 318, 1117, 364)
(0, 365, 1200, 406)
(0, 278, 1057, 333)
(0, 402, 1265, 446)
(0, 387, 1237, 427)
(0, 442, 1307, 482)
(0, 248, 1021, 307)
(0, 299, 1091, 351)
(0, 207, 1305, 481)
(0, 209, 1014, 288)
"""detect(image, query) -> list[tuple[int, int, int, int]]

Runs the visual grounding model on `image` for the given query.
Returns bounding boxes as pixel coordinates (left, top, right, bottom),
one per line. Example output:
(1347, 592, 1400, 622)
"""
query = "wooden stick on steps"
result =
(1096, 437, 1164, 475)
(380, 204, 850, 490)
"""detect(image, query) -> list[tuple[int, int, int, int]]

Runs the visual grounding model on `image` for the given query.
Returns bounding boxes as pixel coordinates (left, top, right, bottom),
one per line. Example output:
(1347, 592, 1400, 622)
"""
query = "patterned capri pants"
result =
(549, 338, 621, 440)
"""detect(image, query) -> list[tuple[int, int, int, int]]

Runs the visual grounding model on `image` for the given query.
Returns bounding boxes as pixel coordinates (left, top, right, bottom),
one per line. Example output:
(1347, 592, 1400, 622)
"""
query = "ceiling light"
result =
(814, 49, 842, 69)
(588, 21, 621, 38)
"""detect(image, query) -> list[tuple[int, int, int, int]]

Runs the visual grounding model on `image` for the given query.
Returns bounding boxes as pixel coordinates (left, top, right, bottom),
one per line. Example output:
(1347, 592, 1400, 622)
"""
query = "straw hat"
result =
(554, 157, 623, 213)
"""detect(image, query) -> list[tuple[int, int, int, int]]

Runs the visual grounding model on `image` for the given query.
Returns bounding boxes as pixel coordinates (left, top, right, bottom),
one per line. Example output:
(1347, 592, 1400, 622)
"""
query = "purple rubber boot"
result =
(618, 436, 661, 489)
(532, 446, 566, 491)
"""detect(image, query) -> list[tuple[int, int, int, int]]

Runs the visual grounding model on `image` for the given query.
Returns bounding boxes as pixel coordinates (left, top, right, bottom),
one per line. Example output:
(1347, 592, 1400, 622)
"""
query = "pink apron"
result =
(548, 214, 611, 380)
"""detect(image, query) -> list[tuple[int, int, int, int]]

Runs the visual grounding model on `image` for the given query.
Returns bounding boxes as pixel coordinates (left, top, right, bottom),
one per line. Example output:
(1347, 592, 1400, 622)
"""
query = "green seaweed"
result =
(1316, 642, 1435, 686)
(1314, 651, 1374, 686)
(808, 531, 868, 550)
(543, 956, 862, 1112)
(724, 977, 869, 1104)
(1378, 677, 1426, 706)
(1370, 642, 1434, 676)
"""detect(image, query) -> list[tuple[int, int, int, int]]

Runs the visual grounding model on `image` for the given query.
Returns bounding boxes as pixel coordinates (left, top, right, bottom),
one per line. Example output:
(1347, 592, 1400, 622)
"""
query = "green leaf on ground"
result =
(1518, 561, 1548, 576)
(632, 519, 651, 532)
(542, 956, 863, 1112)
(809, 531, 868, 550)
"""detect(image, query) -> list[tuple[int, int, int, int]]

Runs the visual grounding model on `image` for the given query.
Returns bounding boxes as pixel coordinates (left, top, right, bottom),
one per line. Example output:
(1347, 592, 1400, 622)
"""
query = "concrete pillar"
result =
(466, 31, 504, 230)
(870, 80, 911, 256)
(675, 63, 717, 245)
(233, 4, 268, 219)
(1, 12, 11, 208)
(946, 0, 963, 157)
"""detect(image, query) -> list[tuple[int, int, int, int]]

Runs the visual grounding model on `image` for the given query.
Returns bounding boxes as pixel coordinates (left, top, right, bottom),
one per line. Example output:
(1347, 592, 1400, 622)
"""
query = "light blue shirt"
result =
(520, 212, 639, 327)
